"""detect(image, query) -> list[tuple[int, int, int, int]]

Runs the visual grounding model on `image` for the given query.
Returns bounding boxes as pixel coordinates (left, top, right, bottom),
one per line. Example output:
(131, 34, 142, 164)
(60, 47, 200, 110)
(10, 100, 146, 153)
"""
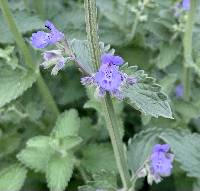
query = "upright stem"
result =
(0, 0, 59, 120)
(183, 0, 197, 100)
(84, 0, 100, 71)
(34, 0, 44, 19)
(84, 0, 132, 189)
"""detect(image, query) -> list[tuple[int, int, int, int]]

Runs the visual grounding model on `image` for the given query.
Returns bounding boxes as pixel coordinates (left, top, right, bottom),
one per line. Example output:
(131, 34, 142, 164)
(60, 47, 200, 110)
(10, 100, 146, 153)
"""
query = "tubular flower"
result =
(148, 144, 174, 184)
(175, 83, 184, 98)
(30, 21, 64, 49)
(81, 53, 137, 100)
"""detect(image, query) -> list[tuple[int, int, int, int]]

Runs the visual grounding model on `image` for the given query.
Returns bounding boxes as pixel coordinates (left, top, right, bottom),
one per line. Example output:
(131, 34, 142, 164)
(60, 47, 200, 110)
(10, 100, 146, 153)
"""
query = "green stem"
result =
(183, 0, 197, 100)
(129, 11, 140, 41)
(34, 0, 44, 19)
(84, 0, 132, 189)
(102, 95, 132, 190)
(84, 0, 100, 71)
(0, 0, 59, 120)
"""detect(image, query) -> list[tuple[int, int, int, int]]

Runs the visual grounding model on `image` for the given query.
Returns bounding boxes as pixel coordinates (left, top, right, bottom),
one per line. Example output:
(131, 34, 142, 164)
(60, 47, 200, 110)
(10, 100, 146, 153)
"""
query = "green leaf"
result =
(81, 144, 117, 174)
(127, 127, 163, 172)
(60, 136, 82, 151)
(52, 109, 80, 138)
(122, 66, 172, 118)
(70, 39, 95, 74)
(159, 128, 200, 179)
(0, 11, 43, 44)
(157, 42, 181, 69)
(46, 153, 74, 191)
(0, 66, 37, 108)
(0, 164, 27, 191)
(0, 133, 21, 159)
(17, 136, 54, 172)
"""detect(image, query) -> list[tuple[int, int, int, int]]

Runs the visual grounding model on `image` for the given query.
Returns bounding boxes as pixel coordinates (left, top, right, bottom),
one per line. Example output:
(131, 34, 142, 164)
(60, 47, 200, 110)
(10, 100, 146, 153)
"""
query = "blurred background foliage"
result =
(1, 0, 200, 190)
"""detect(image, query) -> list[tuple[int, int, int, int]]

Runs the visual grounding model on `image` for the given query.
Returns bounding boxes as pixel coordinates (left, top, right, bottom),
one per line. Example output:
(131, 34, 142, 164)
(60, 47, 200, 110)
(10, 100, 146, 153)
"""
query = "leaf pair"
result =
(17, 109, 82, 191)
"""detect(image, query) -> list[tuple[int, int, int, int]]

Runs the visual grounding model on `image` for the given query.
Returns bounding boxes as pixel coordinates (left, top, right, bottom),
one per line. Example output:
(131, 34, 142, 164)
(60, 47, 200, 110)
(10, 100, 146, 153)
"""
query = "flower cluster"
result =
(31, 20, 64, 49)
(174, 0, 190, 16)
(137, 144, 174, 185)
(148, 144, 174, 184)
(81, 53, 137, 100)
(30, 21, 68, 75)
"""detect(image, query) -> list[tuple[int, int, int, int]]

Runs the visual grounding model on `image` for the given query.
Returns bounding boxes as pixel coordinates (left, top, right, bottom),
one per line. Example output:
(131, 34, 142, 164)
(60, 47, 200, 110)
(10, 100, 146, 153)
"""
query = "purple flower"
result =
(175, 84, 184, 98)
(101, 53, 124, 66)
(81, 53, 137, 100)
(182, 0, 190, 11)
(148, 144, 174, 184)
(30, 21, 64, 49)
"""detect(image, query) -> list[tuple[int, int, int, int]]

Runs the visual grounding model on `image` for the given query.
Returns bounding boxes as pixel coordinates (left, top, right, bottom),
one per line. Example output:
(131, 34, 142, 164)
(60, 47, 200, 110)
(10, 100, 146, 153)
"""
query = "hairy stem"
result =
(0, 0, 59, 120)
(183, 0, 197, 100)
(84, 0, 132, 189)
(34, 0, 44, 19)
(84, 0, 100, 71)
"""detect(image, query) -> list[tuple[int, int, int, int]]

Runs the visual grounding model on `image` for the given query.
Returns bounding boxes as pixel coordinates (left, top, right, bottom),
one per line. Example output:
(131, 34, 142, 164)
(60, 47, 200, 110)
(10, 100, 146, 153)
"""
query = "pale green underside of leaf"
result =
(121, 66, 172, 118)
(0, 164, 27, 191)
(81, 143, 117, 174)
(0, 66, 37, 108)
(69, 39, 95, 74)
(52, 109, 80, 138)
(46, 153, 74, 191)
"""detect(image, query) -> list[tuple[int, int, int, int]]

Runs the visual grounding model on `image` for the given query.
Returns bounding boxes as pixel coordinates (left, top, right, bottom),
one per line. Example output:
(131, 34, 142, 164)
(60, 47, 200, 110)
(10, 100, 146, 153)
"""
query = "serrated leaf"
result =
(46, 153, 74, 191)
(70, 39, 95, 74)
(159, 128, 200, 179)
(17, 136, 54, 172)
(0, 66, 37, 108)
(81, 144, 117, 174)
(127, 127, 163, 172)
(60, 136, 82, 151)
(52, 109, 80, 138)
(0, 164, 27, 191)
(0, 133, 21, 159)
(122, 66, 172, 118)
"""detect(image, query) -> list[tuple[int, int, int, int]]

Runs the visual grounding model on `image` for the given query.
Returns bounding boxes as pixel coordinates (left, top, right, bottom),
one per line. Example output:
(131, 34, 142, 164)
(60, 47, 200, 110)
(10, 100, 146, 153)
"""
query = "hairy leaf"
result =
(122, 65, 172, 118)
(0, 66, 37, 108)
(46, 153, 74, 191)
(0, 164, 27, 191)
(159, 128, 200, 179)
(81, 143, 117, 174)
(127, 127, 163, 172)
(70, 39, 94, 74)
(52, 109, 80, 138)
(17, 136, 54, 172)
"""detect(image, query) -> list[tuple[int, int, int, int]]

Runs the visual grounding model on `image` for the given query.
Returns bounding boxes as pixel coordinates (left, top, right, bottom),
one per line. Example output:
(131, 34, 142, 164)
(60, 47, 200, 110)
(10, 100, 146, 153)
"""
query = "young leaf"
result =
(17, 136, 54, 172)
(52, 109, 80, 138)
(121, 66, 173, 118)
(81, 143, 117, 174)
(0, 66, 37, 108)
(0, 164, 27, 191)
(46, 153, 74, 191)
